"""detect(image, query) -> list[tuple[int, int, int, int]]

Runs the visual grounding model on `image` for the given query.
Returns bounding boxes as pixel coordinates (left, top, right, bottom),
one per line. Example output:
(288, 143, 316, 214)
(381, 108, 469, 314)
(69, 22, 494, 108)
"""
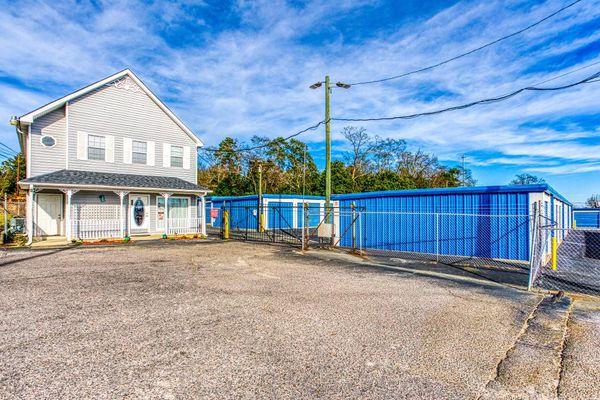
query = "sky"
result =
(0, 0, 599, 204)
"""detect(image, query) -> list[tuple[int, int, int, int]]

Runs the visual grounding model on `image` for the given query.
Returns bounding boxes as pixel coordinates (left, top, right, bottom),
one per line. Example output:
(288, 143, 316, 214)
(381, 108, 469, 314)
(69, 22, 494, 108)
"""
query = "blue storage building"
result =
(332, 184, 572, 262)
(205, 194, 325, 230)
(573, 208, 600, 228)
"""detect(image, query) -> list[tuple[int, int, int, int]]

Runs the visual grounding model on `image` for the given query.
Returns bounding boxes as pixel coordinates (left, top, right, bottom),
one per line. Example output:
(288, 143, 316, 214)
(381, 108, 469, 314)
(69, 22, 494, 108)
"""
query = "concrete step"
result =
(479, 293, 573, 400)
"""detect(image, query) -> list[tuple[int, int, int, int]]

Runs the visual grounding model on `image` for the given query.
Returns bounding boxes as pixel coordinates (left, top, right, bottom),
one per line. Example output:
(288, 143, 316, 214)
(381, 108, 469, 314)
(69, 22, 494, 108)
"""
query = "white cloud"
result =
(0, 0, 598, 183)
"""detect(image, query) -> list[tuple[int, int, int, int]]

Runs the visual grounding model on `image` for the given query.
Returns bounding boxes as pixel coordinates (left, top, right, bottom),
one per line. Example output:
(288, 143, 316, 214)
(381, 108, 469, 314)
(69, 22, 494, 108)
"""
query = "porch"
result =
(19, 170, 210, 243)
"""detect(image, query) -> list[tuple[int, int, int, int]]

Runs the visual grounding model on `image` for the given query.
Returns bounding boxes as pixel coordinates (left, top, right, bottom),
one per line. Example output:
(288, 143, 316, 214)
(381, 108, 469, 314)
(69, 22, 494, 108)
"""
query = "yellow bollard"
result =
(259, 213, 265, 233)
(551, 236, 557, 270)
(223, 210, 230, 240)
(573, 220, 577, 229)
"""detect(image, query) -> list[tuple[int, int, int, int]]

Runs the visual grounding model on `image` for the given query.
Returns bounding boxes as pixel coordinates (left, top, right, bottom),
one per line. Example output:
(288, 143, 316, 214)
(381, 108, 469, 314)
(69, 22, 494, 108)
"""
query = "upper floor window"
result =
(171, 145, 183, 168)
(40, 135, 56, 147)
(132, 140, 147, 165)
(88, 134, 106, 161)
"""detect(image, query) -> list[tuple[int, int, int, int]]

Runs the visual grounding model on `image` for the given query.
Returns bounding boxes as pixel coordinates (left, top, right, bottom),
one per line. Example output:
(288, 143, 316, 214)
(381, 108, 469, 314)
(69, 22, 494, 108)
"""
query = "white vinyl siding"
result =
(171, 145, 183, 168)
(29, 107, 67, 176)
(67, 77, 197, 182)
(123, 137, 132, 164)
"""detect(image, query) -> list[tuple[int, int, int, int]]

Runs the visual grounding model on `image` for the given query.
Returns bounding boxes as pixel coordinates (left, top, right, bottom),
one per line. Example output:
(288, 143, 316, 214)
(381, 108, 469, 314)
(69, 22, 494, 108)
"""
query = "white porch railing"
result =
(72, 219, 122, 240)
(164, 218, 205, 235)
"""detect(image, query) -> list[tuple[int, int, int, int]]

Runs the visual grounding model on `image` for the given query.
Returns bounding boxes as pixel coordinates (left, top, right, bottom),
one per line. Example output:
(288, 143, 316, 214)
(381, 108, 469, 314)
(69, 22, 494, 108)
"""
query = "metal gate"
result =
(530, 223, 600, 296)
(216, 204, 362, 251)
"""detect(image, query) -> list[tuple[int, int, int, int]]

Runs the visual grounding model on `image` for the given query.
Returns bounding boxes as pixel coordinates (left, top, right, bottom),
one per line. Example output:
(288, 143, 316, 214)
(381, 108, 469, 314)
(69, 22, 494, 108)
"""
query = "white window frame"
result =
(87, 134, 106, 161)
(40, 135, 57, 148)
(132, 140, 148, 165)
(170, 145, 184, 168)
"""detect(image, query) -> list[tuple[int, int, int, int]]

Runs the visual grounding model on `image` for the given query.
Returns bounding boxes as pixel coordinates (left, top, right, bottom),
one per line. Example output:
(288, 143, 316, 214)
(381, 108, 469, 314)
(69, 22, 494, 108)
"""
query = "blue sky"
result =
(1, 0, 599, 204)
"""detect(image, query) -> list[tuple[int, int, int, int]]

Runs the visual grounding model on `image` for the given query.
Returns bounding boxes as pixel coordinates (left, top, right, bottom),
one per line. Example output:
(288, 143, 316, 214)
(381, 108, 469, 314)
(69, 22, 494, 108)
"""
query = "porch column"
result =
(160, 193, 172, 235)
(113, 191, 130, 238)
(200, 195, 207, 235)
(26, 185, 39, 245)
(60, 189, 79, 241)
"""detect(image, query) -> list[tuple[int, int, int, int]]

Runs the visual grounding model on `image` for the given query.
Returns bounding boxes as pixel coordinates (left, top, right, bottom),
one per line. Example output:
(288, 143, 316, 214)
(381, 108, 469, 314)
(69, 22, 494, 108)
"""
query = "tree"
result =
(586, 194, 600, 208)
(511, 173, 545, 185)
(0, 154, 25, 196)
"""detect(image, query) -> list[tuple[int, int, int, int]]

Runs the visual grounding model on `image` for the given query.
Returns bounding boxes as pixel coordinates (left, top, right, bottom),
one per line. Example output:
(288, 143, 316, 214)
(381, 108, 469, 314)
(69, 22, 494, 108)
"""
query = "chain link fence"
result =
(211, 203, 599, 296)
(530, 226, 600, 296)
(1, 195, 26, 243)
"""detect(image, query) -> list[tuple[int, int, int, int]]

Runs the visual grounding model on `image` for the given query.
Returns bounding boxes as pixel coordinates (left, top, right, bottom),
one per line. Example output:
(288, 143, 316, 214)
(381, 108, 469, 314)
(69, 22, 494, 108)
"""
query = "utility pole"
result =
(310, 76, 350, 224)
(324, 75, 332, 221)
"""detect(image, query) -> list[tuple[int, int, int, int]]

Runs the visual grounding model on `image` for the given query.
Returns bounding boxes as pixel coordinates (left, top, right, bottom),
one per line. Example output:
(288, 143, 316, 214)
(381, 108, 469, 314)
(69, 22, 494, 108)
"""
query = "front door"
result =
(37, 193, 62, 236)
(130, 194, 150, 233)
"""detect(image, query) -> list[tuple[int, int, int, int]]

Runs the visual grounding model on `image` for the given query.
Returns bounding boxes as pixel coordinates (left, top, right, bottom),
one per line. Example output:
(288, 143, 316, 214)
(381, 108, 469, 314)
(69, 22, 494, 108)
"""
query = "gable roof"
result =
(19, 69, 203, 146)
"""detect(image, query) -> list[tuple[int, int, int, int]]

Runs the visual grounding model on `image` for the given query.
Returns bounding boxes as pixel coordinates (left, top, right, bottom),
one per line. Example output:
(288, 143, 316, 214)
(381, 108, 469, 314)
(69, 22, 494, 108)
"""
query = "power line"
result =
(347, 0, 584, 86)
(0, 148, 15, 158)
(529, 59, 600, 86)
(332, 70, 600, 122)
(201, 120, 326, 153)
(0, 143, 17, 154)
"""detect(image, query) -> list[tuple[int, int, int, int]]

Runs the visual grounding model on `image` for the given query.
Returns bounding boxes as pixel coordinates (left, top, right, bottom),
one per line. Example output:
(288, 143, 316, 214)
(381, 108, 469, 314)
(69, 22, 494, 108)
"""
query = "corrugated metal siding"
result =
(30, 107, 67, 177)
(67, 78, 197, 182)
(268, 201, 294, 229)
(297, 202, 322, 227)
(574, 209, 600, 228)
(210, 197, 259, 228)
(337, 192, 531, 261)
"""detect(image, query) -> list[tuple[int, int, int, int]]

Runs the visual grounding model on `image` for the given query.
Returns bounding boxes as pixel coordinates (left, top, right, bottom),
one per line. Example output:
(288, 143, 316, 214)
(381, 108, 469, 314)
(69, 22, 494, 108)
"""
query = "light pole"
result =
(310, 76, 350, 223)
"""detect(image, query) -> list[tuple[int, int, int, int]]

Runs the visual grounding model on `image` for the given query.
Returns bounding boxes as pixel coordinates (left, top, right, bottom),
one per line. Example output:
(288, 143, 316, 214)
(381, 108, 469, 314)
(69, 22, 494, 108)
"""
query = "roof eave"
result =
(18, 180, 211, 194)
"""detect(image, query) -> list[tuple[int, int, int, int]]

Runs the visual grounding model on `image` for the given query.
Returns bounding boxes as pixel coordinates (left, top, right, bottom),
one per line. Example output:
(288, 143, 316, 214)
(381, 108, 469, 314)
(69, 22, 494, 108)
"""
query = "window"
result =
(171, 145, 183, 168)
(87, 134, 106, 161)
(157, 197, 189, 220)
(40, 135, 56, 147)
(132, 140, 147, 165)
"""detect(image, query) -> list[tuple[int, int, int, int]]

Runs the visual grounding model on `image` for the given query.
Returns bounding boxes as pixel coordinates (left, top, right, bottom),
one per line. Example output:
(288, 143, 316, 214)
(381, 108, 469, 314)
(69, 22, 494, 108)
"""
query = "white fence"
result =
(164, 218, 205, 235)
(72, 219, 122, 240)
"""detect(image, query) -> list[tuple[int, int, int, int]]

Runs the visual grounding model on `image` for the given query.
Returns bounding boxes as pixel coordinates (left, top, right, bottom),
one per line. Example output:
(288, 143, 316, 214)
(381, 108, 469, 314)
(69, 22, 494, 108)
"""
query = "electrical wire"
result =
(0, 142, 17, 154)
(201, 120, 326, 153)
(332, 70, 600, 122)
(347, 0, 584, 86)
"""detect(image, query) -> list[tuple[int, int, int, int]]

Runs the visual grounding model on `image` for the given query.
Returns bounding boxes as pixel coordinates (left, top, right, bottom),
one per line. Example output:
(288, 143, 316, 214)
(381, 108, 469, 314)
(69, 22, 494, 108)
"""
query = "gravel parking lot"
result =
(0, 240, 597, 399)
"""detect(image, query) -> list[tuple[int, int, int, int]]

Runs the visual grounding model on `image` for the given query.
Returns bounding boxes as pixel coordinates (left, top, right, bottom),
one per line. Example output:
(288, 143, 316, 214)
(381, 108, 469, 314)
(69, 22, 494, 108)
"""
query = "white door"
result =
(37, 193, 62, 236)
(130, 194, 150, 232)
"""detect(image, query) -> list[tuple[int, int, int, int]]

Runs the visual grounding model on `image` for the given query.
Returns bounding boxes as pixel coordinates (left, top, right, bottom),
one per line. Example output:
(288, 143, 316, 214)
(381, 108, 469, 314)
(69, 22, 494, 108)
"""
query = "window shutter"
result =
(147, 141, 155, 166)
(105, 135, 115, 163)
(77, 132, 87, 160)
(183, 146, 190, 169)
(123, 138, 132, 164)
(163, 143, 171, 167)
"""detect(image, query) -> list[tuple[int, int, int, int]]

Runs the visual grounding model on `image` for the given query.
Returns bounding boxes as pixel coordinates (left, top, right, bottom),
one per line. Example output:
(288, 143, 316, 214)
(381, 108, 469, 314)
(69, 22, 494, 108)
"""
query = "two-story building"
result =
(12, 69, 210, 243)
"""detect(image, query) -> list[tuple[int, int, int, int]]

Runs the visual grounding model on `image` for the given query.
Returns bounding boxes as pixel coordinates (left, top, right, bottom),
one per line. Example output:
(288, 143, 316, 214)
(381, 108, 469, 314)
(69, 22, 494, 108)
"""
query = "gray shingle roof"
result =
(21, 169, 208, 192)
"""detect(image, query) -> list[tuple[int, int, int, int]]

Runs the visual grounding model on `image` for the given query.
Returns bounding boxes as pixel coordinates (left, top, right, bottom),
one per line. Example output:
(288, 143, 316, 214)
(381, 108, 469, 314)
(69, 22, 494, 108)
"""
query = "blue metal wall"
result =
(334, 189, 532, 261)
(574, 209, 600, 228)
(204, 194, 324, 229)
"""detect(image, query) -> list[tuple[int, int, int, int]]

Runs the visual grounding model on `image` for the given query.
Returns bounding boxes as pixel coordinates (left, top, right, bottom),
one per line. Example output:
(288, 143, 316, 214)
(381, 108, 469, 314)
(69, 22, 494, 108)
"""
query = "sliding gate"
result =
(217, 204, 362, 250)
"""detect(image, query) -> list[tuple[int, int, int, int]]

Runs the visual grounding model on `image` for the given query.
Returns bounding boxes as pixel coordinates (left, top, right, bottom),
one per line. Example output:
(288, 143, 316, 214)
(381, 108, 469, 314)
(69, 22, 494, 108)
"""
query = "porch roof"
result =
(20, 169, 209, 194)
